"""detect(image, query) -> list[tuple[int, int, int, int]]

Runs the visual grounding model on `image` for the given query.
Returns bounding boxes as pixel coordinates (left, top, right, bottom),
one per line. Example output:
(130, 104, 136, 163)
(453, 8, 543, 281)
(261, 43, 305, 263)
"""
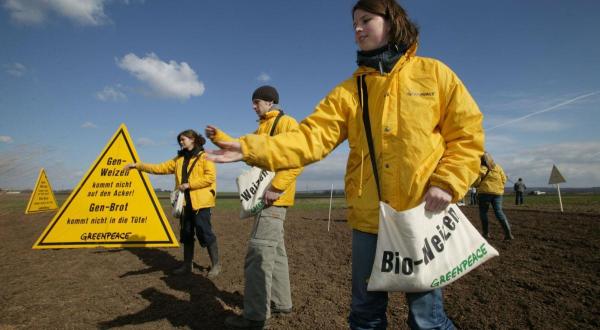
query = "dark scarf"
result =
(178, 146, 202, 159)
(180, 146, 202, 184)
(180, 146, 202, 209)
(356, 43, 407, 74)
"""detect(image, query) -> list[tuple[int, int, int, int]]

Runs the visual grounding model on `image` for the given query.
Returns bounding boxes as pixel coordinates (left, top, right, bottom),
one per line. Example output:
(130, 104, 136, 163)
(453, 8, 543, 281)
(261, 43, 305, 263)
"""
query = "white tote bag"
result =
(236, 166, 275, 219)
(170, 189, 184, 218)
(367, 202, 499, 293)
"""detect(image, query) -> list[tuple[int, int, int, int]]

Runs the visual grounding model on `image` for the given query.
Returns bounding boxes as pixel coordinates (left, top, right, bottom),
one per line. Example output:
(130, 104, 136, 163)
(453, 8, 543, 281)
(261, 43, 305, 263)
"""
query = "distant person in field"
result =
(473, 152, 514, 241)
(206, 0, 484, 328)
(469, 186, 478, 205)
(123, 129, 221, 278)
(513, 178, 526, 205)
(206, 85, 303, 329)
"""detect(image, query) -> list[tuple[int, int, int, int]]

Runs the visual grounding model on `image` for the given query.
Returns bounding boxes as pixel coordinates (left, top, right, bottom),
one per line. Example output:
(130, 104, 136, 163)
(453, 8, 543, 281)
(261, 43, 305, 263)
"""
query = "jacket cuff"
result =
(270, 179, 287, 192)
(212, 129, 226, 142)
(430, 180, 458, 202)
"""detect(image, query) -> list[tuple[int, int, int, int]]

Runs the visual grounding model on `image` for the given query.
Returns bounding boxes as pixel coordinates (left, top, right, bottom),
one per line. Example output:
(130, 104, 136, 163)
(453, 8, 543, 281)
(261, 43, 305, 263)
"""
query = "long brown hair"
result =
(352, 0, 419, 48)
(177, 129, 206, 152)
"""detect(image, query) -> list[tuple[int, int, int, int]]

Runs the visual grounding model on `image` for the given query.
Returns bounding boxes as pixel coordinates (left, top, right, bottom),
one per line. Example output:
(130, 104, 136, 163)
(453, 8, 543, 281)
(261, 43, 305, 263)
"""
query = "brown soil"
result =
(1, 201, 599, 329)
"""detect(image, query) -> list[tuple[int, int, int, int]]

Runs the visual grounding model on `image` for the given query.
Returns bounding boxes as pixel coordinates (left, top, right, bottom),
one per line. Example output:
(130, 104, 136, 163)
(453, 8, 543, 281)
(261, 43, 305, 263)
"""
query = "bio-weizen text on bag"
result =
(355, 74, 497, 292)
(367, 202, 498, 292)
(235, 110, 284, 219)
(236, 167, 275, 219)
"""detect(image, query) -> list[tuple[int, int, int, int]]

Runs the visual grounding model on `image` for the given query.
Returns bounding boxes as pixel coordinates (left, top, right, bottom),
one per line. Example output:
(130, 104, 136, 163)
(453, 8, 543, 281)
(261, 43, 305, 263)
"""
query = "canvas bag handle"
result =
(269, 110, 285, 136)
(356, 75, 382, 201)
(181, 151, 203, 185)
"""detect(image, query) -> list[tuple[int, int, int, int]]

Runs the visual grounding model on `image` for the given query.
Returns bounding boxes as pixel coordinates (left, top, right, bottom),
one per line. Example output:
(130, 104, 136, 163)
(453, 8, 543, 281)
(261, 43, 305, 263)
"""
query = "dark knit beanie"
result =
(252, 85, 279, 104)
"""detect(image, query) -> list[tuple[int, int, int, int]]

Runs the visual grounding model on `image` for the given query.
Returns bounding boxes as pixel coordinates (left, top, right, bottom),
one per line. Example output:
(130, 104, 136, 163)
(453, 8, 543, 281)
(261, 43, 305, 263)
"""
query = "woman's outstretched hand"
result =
(205, 125, 218, 140)
(205, 141, 244, 163)
(122, 163, 136, 171)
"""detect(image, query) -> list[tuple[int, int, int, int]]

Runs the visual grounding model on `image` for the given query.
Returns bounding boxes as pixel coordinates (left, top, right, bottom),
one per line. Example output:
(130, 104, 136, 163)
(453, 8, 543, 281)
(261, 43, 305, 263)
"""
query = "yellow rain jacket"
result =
(210, 110, 303, 206)
(137, 152, 216, 210)
(240, 46, 484, 233)
(473, 164, 506, 195)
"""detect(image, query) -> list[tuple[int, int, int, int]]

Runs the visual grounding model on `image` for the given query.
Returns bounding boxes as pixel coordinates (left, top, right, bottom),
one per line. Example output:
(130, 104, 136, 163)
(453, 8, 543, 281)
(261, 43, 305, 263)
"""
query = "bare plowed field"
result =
(1, 195, 599, 329)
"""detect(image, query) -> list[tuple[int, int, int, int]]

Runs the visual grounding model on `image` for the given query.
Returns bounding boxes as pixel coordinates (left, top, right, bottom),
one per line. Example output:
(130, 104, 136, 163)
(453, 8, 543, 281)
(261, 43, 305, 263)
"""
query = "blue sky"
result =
(1, 0, 599, 192)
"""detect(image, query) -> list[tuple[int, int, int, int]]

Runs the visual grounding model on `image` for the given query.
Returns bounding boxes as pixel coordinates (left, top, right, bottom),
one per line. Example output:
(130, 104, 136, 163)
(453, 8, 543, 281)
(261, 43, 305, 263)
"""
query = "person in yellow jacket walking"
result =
(207, 1, 483, 329)
(206, 85, 303, 329)
(123, 129, 221, 278)
(473, 152, 514, 241)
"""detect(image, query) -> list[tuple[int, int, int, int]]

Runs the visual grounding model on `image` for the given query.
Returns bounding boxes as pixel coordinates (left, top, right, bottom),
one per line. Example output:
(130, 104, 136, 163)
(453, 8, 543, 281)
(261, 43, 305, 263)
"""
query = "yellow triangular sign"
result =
(33, 124, 179, 249)
(548, 164, 566, 185)
(25, 168, 59, 214)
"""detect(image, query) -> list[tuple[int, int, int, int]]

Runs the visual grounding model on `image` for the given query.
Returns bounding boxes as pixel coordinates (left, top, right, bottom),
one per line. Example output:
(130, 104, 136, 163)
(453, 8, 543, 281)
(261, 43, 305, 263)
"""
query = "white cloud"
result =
(117, 53, 205, 101)
(4, 62, 27, 77)
(511, 119, 569, 133)
(96, 85, 127, 102)
(0, 136, 14, 143)
(3, 0, 46, 24)
(136, 137, 156, 147)
(81, 121, 97, 128)
(50, 0, 108, 25)
(0, 144, 72, 190)
(257, 72, 271, 83)
(484, 90, 600, 132)
(213, 162, 247, 192)
(296, 151, 347, 190)
(485, 134, 516, 145)
(486, 118, 569, 134)
(3, 0, 111, 26)
(483, 134, 518, 153)
(483, 93, 554, 114)
(493, 142, 600, 187)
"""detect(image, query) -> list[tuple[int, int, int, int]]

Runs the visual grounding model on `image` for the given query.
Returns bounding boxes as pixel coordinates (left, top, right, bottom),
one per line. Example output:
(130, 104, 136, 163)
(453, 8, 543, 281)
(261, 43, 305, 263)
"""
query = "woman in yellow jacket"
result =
(124, 129, 220, 278)
(473, 152, 514, 241)
(208, 0, 483, 329)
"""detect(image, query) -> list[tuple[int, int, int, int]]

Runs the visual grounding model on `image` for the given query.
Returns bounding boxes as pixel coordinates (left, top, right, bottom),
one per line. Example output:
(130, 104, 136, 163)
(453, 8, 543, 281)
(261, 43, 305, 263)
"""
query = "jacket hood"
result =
(259, 109, 283, 123)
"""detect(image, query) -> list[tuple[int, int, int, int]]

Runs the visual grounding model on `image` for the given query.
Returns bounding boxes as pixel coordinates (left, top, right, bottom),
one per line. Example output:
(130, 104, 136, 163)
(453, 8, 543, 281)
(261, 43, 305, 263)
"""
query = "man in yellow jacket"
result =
(206, 85, 303, 329)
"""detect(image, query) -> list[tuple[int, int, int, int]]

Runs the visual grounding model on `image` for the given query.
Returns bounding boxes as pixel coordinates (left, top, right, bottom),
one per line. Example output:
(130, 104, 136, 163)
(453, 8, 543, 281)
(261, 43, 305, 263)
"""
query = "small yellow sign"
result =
(25, 168, 59, 214)
(33, 124, 179, 249)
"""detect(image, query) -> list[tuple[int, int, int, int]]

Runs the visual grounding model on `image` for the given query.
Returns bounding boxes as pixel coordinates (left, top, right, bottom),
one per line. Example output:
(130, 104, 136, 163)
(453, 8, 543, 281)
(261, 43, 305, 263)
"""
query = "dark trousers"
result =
(478, 194, 512, 237)
(180, 206, 216, 247)
(515, 192, 524, 205)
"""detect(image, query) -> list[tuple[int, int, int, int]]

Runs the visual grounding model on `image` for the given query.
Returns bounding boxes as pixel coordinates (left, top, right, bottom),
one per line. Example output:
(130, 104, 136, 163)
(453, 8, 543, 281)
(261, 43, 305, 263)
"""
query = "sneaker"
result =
(207, 263, 221, 278)
(271, 306, 292, 315)
(224, 315, 266, 329)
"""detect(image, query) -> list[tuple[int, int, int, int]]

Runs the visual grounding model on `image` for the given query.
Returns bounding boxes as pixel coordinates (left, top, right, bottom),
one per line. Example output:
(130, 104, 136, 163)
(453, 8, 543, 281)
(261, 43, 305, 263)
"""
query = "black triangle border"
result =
(37, 128, 176, 246)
